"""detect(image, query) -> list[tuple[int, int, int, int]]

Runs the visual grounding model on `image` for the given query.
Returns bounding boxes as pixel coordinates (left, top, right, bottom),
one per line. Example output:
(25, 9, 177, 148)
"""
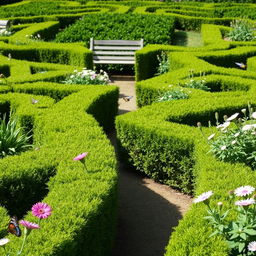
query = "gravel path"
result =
(109, 76, 192, 256)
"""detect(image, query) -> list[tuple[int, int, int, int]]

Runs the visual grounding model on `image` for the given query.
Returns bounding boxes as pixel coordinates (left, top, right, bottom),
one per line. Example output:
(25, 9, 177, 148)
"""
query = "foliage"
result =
(207, 108, 256, 170)
(156, 88, 189, 102)
(62, 68, 110, 85)
(0, 87, 118, 255)
(155, 51, 170, 76)
(184, 70, 210, 91)
(0, 2, 65, 17)
(0, 29, 12, 37)
(194, 187, 256, 256)
(227, 20, 256, 42)
(55, 13, 175, 46)
(0, 113, 32, 158)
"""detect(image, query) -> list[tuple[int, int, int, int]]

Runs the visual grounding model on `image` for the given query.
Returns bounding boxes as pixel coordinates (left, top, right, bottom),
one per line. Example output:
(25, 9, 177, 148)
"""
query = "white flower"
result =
(231, 140, 237, 145)
(241, 108, 246, 114)
(208, 133, 215, 140)
(0, 238, 10, 246)
(251, 112, 256, 119)
(221, 145, 227, 150)
(234, 185, 255, 197)
(235, 198, 255, 206)
(226, 113, 239, 122)
(234, 132, 240, 137)
(193, 191, 213, 203)
(217, 122, 230, 130)
(242, 124, 256, 131)
(248, 241, 256, 252)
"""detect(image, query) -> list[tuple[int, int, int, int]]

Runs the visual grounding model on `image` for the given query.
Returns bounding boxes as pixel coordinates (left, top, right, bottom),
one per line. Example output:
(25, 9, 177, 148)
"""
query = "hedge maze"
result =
(1, 0, 256, 255)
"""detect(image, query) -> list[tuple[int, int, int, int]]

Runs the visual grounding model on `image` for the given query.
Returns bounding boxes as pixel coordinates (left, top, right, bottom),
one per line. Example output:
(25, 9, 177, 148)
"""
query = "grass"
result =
(172, 30, 203, 47)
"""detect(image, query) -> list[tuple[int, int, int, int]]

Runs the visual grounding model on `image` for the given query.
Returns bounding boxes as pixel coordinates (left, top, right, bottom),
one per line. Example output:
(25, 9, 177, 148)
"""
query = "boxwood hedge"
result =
(2, 1, 256, 255)
(0, 84, 119, 256)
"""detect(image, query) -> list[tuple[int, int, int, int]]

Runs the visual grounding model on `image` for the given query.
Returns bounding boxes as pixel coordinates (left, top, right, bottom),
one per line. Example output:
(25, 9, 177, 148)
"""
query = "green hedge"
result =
(136, 44, 256, 107)
(55, 13, 175, 46)
(116, 91, 256, 255)
(0, 83, 119, 255)
(0, 41, 92, 69)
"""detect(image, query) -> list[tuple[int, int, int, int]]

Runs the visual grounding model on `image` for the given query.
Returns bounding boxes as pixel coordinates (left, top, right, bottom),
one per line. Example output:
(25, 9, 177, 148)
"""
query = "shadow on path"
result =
(108, 77, 192, 256)
(112, 162, 183, 256)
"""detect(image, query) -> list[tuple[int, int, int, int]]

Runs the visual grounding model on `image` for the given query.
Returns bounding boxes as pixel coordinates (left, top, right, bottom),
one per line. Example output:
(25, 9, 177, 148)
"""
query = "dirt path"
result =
(110, 76, 192, 256)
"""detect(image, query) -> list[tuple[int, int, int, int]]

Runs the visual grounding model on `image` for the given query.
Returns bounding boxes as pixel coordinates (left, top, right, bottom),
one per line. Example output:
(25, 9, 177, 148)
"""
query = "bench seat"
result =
(90, 38, 143, 65)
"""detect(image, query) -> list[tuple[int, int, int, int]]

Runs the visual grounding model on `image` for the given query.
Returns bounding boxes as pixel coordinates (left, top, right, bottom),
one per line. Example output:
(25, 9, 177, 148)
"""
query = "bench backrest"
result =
(0, 20, 11, 30)
(90, 38, 143, 65)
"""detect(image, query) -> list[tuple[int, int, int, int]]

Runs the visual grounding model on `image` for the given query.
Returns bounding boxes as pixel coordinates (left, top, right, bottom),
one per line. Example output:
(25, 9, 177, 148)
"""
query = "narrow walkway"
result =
(172, 29, 202, 47)
(109, 76, 192, 256)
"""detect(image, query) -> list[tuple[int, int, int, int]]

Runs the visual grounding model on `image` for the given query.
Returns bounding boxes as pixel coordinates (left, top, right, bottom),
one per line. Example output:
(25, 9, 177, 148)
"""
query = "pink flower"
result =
(235, 198, 255, 206)
(20, 220, 39, 230)
(193, 191, 213, 203)
(73, 152, 88, 161)
(234, 185, 255, 197)
(32, 202, 52, 219)
(248, 241, 256, 251)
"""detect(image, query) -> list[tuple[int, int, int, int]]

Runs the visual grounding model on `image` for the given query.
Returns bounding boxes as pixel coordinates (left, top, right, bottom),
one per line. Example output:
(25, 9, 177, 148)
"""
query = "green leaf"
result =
(244, 229, 256, 236)
(238, 242, 245, 253)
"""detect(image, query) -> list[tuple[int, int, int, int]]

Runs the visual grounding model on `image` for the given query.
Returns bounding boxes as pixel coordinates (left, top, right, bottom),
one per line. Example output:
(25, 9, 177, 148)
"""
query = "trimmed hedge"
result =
(116, 91, 256, 255)
(55, 13, 175, 46)
(0, 83, 119, 255)
(135, 43, 256, 107)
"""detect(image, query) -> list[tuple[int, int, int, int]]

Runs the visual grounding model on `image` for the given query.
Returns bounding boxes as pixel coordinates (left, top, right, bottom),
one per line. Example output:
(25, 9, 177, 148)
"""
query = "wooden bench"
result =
(0, 20, 11, 30)
(90, 38, 143, 65)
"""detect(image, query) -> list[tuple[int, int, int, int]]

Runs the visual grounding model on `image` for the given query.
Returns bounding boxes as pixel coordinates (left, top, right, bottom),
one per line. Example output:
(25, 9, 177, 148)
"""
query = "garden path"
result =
(109, 76, 192, 256)
(172, 29, 202, 47)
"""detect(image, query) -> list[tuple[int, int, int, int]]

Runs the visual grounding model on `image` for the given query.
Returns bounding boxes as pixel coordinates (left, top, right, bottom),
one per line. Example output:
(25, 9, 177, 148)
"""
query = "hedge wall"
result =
(0, 84, 119, 256)
(116, 82, 256, 256)
(2, 1, 256, 255)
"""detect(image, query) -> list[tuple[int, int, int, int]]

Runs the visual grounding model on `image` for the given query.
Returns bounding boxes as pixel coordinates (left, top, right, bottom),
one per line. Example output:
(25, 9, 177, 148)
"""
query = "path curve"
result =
(110, 76, 192, 256)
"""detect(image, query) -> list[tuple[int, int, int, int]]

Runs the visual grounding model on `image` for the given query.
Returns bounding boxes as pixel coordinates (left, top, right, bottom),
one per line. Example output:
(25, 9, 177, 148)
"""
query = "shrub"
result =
(0, 87, 118, 256)
(194, 187, 256, 256)
(0, 29, 12, 37)
(0, 113, 32, 158)
(156, 88, 189, 102)
(155, 51, 170, 76)
(184, 70, 210, 91)
(206, 108, 256, 170)
(55, 13, 175, 46)
(62, 68, 110, 85)
(227, 20, 256, 41)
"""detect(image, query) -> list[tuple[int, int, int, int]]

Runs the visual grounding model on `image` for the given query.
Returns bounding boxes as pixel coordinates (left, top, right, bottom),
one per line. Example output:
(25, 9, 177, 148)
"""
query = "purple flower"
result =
(234, 186, 255, 197)
(248, 241, 256, 252)
(235, 198, 255, 206)
(193, 191, 213, 203)
(32, 202, 52, 219)
(20, 220, 39, 230)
